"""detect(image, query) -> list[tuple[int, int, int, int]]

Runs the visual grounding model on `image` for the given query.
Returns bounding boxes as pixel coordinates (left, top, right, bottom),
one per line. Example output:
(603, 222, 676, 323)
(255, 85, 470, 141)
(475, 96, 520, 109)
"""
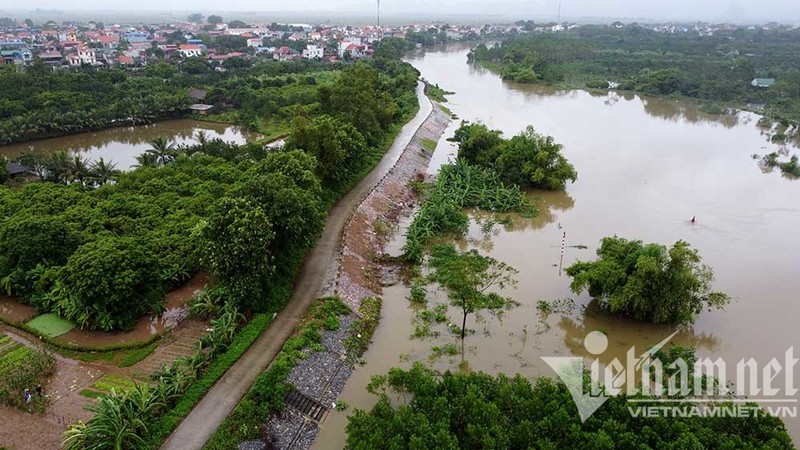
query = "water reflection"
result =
(0, 120, 256, 171)
(559, 301, 720, 365)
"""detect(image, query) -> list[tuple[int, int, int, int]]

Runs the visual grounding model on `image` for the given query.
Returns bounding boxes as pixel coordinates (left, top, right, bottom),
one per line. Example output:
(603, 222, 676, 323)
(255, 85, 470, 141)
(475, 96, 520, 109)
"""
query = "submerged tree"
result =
(427, 244, 519, 352)
(452, 122, 577, 190)
(566, 237, 730, 324)
(346, 362, 794, 450)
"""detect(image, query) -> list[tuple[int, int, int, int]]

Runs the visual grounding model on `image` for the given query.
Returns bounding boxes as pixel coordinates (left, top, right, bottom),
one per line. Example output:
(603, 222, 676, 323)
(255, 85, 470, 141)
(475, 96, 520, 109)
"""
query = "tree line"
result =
(468, 25, 800, 124)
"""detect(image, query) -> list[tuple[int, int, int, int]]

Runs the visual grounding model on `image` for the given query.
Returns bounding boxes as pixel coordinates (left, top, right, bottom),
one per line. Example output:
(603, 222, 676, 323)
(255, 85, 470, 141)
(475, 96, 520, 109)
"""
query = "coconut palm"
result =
(69, 155, 90, 185)
(133, 151, 160, 169)
(89, 158, 120, 185)
(146, 136, 176, 165)
(46, 150, 72, 183)
(194, 130, 209, 146)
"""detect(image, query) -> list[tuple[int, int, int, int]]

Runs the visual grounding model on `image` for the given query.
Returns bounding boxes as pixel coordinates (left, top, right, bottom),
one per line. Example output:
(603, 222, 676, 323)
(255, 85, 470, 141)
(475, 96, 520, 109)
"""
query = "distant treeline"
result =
(468, 25, 800, 123)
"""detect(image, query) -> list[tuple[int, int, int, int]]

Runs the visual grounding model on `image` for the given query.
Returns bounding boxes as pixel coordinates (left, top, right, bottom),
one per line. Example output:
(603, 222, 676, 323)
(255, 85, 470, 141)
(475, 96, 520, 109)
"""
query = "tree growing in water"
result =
(451, 121, 578, 190)
(346, 362, 793, 449)
(427, 244, 519, 352)
(566, 237, 730, 324)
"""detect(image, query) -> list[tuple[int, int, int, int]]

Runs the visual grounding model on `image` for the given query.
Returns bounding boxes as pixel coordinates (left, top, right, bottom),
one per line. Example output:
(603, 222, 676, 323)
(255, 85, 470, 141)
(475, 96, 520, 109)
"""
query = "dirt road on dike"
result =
(159, 82, 433, 450)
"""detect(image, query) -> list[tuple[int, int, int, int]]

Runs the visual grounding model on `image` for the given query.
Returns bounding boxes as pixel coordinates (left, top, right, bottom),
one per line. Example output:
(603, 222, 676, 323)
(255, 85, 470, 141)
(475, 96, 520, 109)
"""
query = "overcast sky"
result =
(4, 0, 800, 23)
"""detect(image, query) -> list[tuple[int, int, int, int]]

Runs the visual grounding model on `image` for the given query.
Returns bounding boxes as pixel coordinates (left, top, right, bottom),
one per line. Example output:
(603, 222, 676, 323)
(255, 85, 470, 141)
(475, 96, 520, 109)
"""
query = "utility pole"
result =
(558, 2, 562, 24)
(377, 0, 381, 28)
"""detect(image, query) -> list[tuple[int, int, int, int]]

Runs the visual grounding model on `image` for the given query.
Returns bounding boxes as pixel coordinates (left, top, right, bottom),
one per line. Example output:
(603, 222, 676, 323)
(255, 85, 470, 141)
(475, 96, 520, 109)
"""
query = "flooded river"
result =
(0, 120, 256, 171)
(314, 46, 800, 448)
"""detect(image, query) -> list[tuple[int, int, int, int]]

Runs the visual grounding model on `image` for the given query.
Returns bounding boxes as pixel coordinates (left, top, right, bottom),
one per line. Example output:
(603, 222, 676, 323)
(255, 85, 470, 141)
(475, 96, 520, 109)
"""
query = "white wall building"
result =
(302, 44, 323, 59)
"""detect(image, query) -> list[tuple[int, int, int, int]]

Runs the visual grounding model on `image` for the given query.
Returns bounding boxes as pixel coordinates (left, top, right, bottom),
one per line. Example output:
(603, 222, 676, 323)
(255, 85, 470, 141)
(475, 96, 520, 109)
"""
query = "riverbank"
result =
(158, 81, 434, 450)
(332, 105, 451, 310)
(204, 100, 451, 450)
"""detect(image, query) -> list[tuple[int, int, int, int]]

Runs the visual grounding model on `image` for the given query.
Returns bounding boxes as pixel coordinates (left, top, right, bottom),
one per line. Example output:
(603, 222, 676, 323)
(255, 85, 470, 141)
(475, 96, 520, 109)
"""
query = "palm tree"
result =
(89, 158, 120, 185)
(69, 155, 90, 185)
(146, 137, 176, 165)
(46, 150, 72, 183)
(194, 130, 209, 146)
(133, 152, 160, 169)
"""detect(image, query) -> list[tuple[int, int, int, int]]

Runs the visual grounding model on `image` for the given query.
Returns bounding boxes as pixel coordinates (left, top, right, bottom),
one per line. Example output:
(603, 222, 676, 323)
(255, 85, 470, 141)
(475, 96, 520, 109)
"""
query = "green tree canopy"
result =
(57, 236, 163, 331)
(566, 237, 730, 324)
(428, 244, 519, 344)
(286, 114, 368, 189)
(0, 215, 80, 297)
(347, 362, 793, 450)
(197, 197, 276, 308)
(319, 63, 397, 146)
(452, 122, 577, 190)
(207, 15, 223, 25)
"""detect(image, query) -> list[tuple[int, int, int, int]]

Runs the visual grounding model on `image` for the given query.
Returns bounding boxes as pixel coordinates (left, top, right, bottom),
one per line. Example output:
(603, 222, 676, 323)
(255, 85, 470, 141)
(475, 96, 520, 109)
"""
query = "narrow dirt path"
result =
(159, 82, 433, 450)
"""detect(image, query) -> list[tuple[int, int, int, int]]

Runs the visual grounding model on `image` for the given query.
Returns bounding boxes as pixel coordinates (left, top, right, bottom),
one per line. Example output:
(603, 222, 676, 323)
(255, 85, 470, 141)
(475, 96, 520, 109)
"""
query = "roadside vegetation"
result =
(203, 297, 366, 450)
(468, 26, 800, 125)
(346, 362, 794, 449)
(424, 83, 454, 103)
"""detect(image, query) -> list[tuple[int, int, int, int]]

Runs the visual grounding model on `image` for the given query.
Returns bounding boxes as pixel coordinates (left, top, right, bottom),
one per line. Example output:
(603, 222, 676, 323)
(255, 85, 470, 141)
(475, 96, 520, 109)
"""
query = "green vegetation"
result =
(566, 237, 730, 324)
(0, 334, 54, 411)
(420, 137, 438, 152)
(0, 61, 418, 332)
(758, 152, 800, 178)
(428, 244, 518, 346)
(25, 313, 75, 337)
(117, 342, 157, 368)
(424, 83, 454, 103)
(0, 64, 188, 145)
(203, 297, 353, 450)
(91, 374, 137, 393)
(63, 384, 164, 450)
(64, 301, 249, 449)
(451, 122, 578, 190)
(468, 26, 800, 124)
(346, 362, 794, 449)
(344, 297, 382, 363)
(402, 160, 528, 261)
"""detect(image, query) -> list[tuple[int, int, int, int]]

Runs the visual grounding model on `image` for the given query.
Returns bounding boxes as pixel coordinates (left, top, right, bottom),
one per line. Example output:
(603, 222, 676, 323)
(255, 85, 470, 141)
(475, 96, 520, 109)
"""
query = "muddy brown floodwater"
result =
(0, 119, 256, 171)
(313, 46, 800, 449)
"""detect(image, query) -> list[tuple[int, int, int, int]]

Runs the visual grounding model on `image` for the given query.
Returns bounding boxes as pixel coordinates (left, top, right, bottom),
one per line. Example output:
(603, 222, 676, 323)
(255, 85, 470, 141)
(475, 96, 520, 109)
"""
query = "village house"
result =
(273, 46, 300, 61)
(179, 44, 204, 58)
(122, 31, 149, 43)
(0, 46, 32, 65)
(246, 37, 263, 48)
(37, 50, 63, 65)
(67, 45, 97, 66)
(117, 55, 135, 66)
(751, 78, 776, 88)
(95, 35, 120, 49)
(302, 44, 323, 59)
